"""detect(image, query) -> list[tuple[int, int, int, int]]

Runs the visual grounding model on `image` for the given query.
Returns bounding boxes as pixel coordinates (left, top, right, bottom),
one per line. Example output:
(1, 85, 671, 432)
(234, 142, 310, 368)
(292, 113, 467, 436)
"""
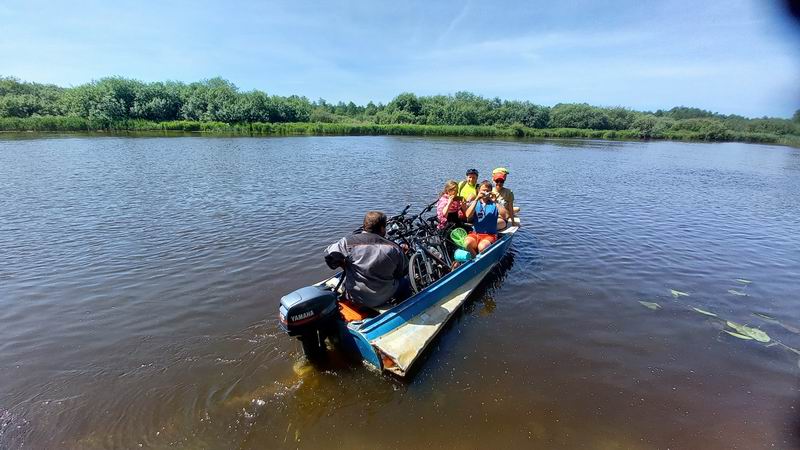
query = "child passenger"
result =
(436, 180, 467, 230)
(464, 180, 509, 256)
(491, 167, 515, 229)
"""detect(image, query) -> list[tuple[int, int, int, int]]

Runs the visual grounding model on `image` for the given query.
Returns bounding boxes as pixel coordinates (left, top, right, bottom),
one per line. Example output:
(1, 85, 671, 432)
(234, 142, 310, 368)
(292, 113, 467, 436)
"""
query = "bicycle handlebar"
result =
(358, 201, 443, 244)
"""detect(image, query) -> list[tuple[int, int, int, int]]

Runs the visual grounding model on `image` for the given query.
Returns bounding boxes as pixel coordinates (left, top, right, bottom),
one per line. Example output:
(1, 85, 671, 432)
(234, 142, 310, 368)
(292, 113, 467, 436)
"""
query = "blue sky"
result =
(1, 0, 798, 117)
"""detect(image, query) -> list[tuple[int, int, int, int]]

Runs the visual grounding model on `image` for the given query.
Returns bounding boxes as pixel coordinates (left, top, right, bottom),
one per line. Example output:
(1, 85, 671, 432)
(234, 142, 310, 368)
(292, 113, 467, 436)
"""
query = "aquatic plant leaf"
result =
(638, 301, 662, 311)
(726, 321, 770, 343)
(670, 289, 689, 298)
(745, 328, 770, 343)
(726, 320, 752, 335)
(735, 279, 752, 284)
(727, 289, 747, 296)
(751, 313, 800, 334)
(691, 307, 717, 317)
(752, 312, 776, 321)
(723, 330, 753, 340)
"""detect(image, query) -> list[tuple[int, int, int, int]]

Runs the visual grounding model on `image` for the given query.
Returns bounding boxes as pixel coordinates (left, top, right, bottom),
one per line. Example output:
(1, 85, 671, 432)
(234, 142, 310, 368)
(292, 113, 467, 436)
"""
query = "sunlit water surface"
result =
(1, 135, 799, 449)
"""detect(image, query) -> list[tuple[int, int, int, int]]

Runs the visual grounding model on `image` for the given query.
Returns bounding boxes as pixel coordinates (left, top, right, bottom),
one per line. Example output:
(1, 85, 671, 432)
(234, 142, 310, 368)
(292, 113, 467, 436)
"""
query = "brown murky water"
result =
(1, 135, 799, 449)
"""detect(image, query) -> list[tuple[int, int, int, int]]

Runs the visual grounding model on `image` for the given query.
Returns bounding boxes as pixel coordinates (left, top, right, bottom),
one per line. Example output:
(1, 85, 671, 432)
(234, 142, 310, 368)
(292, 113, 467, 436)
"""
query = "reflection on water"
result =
(467, 251, 516, 317)
(1, 135, 799, 449)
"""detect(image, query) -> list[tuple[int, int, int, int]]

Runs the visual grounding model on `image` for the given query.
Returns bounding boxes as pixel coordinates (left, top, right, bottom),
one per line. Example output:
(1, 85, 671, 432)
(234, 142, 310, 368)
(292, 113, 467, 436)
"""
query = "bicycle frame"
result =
(386, 201, 457, 292)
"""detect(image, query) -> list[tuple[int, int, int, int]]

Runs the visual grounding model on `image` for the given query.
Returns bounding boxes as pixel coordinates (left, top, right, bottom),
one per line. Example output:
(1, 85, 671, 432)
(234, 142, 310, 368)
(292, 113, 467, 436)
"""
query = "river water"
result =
(0, 135, 799, 449)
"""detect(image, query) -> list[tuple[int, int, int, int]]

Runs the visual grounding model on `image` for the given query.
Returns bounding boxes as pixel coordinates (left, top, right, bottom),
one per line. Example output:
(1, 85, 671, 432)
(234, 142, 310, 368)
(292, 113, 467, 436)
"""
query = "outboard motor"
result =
(279, 251, 348, 358)
(279, 285, 339, 357)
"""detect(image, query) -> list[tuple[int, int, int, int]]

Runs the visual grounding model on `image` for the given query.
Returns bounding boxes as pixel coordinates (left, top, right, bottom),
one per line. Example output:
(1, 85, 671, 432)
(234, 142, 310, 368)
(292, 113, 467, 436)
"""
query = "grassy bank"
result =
(1, 116, 798, 147)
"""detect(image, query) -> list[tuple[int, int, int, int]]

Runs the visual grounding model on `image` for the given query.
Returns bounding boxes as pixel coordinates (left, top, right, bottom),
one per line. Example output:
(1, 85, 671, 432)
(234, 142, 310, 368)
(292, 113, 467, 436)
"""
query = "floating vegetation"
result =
(692, 307, 718, 317)
(723, 330, 753, 340)
(670, 289, 689, 298)
(726, 321, 770, 343)
(735, 279, 752, 284)
(638, 301, 662, 311)
(750, 313, 800, 333)
(642, 287, 795, 365)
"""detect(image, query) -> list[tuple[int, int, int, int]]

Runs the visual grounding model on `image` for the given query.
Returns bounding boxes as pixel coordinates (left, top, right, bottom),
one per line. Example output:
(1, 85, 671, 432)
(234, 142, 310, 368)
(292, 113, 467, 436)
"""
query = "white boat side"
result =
(368, 218, 519, 376)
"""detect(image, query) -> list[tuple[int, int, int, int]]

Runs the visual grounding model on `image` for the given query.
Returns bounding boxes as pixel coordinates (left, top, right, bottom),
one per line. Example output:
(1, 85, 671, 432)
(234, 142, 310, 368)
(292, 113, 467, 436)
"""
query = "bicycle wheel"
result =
(408, 252, 431, 294)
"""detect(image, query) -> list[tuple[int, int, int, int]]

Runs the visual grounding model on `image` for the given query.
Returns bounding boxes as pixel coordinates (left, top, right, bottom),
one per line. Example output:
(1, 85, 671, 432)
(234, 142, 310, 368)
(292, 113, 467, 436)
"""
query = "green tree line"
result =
(1, 75, 799, 144)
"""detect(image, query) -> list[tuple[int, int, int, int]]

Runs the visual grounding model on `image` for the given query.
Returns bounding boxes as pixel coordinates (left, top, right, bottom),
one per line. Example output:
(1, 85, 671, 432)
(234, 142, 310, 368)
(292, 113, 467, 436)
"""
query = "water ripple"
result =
(1, 136, 799, 449)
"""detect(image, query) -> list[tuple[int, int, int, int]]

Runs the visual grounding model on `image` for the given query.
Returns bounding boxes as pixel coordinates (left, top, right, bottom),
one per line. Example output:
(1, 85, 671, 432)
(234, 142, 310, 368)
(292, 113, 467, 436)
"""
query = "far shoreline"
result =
(1, 119, 799, 148)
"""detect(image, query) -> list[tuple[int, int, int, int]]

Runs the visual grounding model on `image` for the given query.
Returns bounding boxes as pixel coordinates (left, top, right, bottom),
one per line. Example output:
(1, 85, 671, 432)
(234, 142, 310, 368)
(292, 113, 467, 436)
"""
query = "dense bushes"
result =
(549, 103, 610, 130)
(0, 76, 314, 125)
(1, 75, 798, 145)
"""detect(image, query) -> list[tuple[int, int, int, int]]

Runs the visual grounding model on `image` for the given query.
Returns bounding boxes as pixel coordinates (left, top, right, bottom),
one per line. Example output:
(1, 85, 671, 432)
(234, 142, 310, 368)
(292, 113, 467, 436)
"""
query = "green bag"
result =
(450, 228, 468, 249)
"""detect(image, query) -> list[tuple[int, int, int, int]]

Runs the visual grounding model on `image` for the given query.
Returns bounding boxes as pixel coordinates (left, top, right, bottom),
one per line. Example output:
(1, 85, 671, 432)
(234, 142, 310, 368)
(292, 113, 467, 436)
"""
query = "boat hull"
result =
(343, 222, 518, 376)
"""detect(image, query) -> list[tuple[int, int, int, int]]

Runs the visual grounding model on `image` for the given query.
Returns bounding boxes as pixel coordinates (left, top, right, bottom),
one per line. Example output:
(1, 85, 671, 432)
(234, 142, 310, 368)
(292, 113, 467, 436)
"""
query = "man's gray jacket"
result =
(325, 232, 407, 308)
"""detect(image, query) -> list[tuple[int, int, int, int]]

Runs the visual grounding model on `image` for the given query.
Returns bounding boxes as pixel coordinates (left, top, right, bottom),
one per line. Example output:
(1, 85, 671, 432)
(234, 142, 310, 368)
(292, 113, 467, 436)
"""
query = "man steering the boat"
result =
(325, 211, 410, 308)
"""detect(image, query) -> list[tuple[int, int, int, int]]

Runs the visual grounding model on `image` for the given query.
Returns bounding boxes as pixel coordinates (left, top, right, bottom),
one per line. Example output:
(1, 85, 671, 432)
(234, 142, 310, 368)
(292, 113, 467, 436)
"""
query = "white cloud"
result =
(422, 29, 655, 61)
(436, 0, 472, 47)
